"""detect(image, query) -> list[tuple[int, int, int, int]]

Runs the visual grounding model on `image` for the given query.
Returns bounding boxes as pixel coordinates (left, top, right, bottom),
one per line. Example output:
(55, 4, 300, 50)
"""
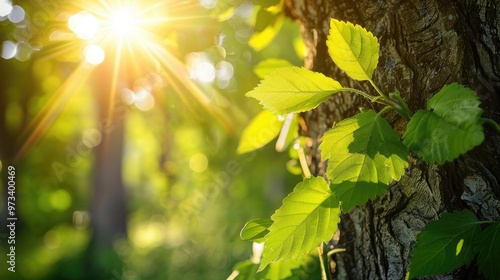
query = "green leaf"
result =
(254, 59, 293, 79)
(408, 210, 481, 279)
(249, 13, 284, 51)
(326, 19, 380, 81)
(230, 255, 321, 280)
(319, 110, 408, 212)
(237, 110, 282, 154)
(231, 260, 265, 280)
(403, 83, 484, 164)
(259, 176, 340, 271)
(246, 67, 344, 115)
(476, 222, 500, 280)
(241, 219, 273, 242)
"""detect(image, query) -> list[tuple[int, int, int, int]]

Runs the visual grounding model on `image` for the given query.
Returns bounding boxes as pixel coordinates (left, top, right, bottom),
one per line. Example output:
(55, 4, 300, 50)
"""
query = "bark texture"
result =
(285, 0, 500, 279)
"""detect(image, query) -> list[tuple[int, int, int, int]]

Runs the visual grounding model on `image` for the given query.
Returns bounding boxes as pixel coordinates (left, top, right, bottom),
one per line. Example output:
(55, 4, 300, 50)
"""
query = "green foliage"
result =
(476, 223, 500, 279)
(246, 66, 344, 115)
(320, 110, 408, 212)
(239, 16, 496, 279)
(408, 210, 500, 279)
(326, 19, 379, 81)
(231, 254, 321, 280)
(408, 210, 481, 278)
(403, 83, 484, 164)
(237, 110, 283, 154)
(241, 219, 273, 242)
(259, 177, 340, 271)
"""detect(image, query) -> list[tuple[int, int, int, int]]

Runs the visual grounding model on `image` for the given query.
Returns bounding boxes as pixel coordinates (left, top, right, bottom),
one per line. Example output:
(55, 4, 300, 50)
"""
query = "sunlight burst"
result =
(109, 9, 136, 36)
(15, 0, 241, 162)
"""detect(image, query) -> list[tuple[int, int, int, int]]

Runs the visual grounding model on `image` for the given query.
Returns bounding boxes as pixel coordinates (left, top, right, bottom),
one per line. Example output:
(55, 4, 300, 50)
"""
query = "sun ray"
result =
(15, 64, 95, 163)
(14, 0, 246, 161)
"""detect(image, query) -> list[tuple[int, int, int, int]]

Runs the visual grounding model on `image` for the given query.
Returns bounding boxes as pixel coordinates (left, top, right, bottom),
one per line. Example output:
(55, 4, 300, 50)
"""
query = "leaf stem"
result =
(369, 79, 390, 100)
(298, 145, 311, 178)
(343, 88, 379, 102)
(318, 244, 333, 280)
(483, 118, 500, 133)
(327, 248, 347, 258)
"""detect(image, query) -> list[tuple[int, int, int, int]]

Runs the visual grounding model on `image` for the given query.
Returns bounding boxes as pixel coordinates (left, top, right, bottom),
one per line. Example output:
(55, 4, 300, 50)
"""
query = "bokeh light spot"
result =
(50, 189, 72, 211)
(72, 211, 91, 230)
(189, 153, 208, 173)
(14, 41, 32, 61)
(187, 52, 216, 84)
(1, 40, 16, 59)
(200, 0, 217, 9)
(7, 5, 24, 23)
(82, 128, 102, 148)
(68, 11, 100, 40)
(43, 230, 61, 249)
(0, 0, 12, 17)
(131, 222, 165, 248)
(134, 90, 155, 111)
(120, 88, 135, 105)
(84, 44, 105, 65)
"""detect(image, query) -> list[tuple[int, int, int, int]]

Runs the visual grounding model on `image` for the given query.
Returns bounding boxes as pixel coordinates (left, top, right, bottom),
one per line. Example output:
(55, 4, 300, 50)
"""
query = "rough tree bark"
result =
(284, 0, 500, 279)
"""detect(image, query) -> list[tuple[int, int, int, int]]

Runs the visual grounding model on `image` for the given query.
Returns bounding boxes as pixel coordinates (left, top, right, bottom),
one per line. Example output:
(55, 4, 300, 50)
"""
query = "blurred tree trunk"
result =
(285, 0, 500, 279)
(86, 57, 128, 277)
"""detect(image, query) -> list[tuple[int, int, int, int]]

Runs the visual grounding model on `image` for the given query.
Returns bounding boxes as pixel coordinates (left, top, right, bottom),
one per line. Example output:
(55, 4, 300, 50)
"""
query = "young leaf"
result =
(319, 110, 408, 212)
(403, 83, 484, 164)
(408, 210, 481, 279)
(326, 19, 380, 81)
(246, 66, 344, 115)
(259, 176, 341, 271)
(476, 222, 500, 280)
(237, 110, 283, 154)
(241, 219, 273, 242)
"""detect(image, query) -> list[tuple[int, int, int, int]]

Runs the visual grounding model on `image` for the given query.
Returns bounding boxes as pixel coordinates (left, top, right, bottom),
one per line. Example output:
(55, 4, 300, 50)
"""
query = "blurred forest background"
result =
(0, 0, 305, 279)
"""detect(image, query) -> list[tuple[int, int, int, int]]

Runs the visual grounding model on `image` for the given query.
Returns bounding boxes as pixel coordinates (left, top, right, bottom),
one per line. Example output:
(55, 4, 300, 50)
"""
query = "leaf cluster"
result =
(232, 18, 495, 279)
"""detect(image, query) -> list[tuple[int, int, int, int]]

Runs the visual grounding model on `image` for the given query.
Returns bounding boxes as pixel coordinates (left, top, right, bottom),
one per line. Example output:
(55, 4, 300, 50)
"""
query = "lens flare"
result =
(14, 0, 245, 162)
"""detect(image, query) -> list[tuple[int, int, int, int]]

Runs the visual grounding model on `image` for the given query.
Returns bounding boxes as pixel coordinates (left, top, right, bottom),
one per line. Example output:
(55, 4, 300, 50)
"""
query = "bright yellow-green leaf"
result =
(254, 59, 293, 79)
(237, 110, 282, 154)
(259, 177, 341, 271)
(320, 110, 408, 212)
(326, 19, 379, 81)
(249, 13, 285, 51)
(246, 67, 344, 115)
(241, 219, 273, 242)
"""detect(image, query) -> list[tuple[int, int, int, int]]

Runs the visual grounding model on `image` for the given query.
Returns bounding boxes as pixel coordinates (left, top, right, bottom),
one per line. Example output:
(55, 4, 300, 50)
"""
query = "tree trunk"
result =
(285, 0, 500, 279)
(85, 56, 129, 277)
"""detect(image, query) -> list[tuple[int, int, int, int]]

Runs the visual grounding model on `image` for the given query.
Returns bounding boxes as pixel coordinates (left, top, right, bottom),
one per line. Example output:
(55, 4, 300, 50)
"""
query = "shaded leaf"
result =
(476, 222, 500, 280)
(246, 67, 344, 115)
(237, 110, 282, 154)
(326, 18, 379, 81)
(408, 210, 481, 279)
(259, 177, 340, 271)
(241, 219, 273, 242)
(403, 83, 484, 164)
(320, 110, 408, 212)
